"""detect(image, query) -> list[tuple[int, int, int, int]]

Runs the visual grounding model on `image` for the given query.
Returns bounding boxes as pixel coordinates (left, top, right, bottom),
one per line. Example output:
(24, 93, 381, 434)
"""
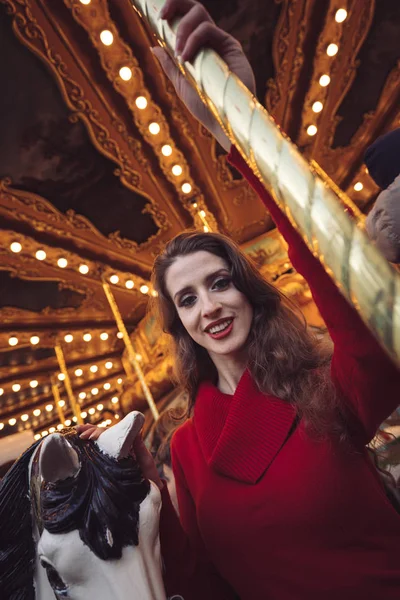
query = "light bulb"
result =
(79, 392, 86, 400)
(75, 369, 83, 377)
(335, 8, 347, 23)
(172, 164, 183, 176)
(125, 280, 134, 289)
(105, 361, 113, 370)
(91, 387, 99, 395)
(58, 400, 65, 408)
(30, 335, 40, 345)
(117, 378, 122, 384)
(79, 0, 91, 4)
(21, 414, 29, 422)
(12, 383, 21, 392)
(117, 332, 123, 339)
(89, 407, 95, 415)
(57, 257, 68, 268)
(307, 125, 318, 136)
(30, 380, 38, 388)
(100, 30, 113, 46)
(319, 74, 331, 87)
(64, 334, 73, 343)
(81, 411, 87, 419)
(58, 373, 65, 381)
(161, 144, 172, 156)
(57, 424, 64, 430)
(42, 430, 49, 437)
(45, 404, 53, 412)
(110, 274, 119, 284)
(354, 182, 363, 192)
(72, 417, 78, 423)
(35, 249, 46, 261)
(90, 365, 98, 373)
(10, 241, 22, 253)
(312, 101, 323, 113)
(119, 66, 132, 81)
(182, 183, 192, 194)
(0, 388, 3, 396)
(203, 226, 209, 233)
(100, 332, 109, 341)
(111, 397, 119, 404)
(135, 96, 148, 109)
(49, 427, 56, 433)
(65, 419, 72, 426)
(149, 122, 160, 135)
(79, 264, 89, 275)
(9, 336, 18, 346)
(199, 210, 206, 218)
(140, 285, 149, 294)
(34, 433, 41, 440)
(9, 418, 17, 426)
(326, 43, 339, 57)
(96, 404, 104, 411)
(0, 423, 4, 430)
(83, 333, 92, 342)
(104, 383, 111, 390)
(33, 409, 41, 417)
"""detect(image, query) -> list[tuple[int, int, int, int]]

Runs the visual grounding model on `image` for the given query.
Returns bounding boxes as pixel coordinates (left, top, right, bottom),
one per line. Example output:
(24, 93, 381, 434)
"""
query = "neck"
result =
(209, 350, 248, 395)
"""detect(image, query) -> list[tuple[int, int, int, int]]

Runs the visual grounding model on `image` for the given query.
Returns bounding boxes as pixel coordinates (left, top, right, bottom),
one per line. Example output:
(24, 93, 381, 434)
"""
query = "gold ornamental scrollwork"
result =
(0, 0, 169, 253)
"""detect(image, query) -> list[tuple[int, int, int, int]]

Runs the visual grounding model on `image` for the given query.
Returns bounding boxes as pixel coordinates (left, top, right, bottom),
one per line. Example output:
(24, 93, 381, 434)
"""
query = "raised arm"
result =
(155, 0, 400, 444)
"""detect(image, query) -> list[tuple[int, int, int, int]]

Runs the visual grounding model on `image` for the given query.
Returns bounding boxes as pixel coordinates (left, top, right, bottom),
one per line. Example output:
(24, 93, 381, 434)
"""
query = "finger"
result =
(89, 430, 102, 440)
(160, 0, 197, 20)
(76, 424, 95, 433)
(79, 427, 97, 439)
(181, 21, 230, 62)
(152, 47, 190, 98)
(175, 4, 213, 56)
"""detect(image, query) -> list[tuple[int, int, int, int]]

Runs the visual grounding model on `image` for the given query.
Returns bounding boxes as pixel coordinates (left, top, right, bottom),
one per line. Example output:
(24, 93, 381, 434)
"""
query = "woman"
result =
(80, 1, 400, 598)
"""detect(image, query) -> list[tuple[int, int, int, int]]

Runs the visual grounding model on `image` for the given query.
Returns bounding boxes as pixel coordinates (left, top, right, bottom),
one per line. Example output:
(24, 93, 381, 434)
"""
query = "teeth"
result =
(208, 319, 232, 334)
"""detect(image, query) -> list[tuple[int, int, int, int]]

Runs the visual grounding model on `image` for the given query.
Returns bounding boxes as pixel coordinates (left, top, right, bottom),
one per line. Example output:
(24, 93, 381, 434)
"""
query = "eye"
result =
(40, 558, 69, 597)
(179, 294, 196, 308)
(212, 277, 230, 290)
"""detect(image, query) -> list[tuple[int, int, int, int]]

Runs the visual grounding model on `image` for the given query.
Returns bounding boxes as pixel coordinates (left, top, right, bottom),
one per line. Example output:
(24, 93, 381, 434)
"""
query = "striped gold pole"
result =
(54, 345, 83, 424)
(51, 380, 65, 425)
(102, 281, 160, 421)
(131, 0, 400, 365)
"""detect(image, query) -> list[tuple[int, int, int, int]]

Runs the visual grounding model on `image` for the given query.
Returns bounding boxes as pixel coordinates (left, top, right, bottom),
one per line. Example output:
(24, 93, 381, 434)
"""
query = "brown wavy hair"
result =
(152, 231, 345, 439)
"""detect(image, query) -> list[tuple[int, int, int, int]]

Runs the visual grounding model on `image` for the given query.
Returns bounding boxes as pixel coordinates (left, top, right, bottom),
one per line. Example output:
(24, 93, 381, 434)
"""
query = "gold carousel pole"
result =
(102, 281, 159, 421)
(51, 380, 65, 425)
(54, 345, 83, 425)
(130, 0, 400, 365)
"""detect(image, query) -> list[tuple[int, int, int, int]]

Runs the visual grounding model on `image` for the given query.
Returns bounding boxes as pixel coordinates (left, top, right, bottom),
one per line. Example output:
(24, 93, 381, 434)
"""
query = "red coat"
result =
(160, 146, 400, 600)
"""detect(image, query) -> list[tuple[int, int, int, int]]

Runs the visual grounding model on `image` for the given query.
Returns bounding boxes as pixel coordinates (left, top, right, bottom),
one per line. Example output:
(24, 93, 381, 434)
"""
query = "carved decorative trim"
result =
(64, 0, 218, 230)
(0, 0, 169, 253)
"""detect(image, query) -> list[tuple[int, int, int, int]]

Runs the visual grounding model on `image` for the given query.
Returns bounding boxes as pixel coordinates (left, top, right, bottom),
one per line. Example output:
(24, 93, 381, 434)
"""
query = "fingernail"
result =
(89, 432, 98, 440)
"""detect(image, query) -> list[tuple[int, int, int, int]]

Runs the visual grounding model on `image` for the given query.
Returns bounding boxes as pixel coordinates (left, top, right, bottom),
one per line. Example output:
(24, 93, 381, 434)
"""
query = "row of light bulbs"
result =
(77, 1, 194, 196)
(306, 8, 348, 138)
(6, 330, 124, 348)
(1, 371, 123, 398)
(33, 415, 117, 440)
(8, 241, 153, 292)
(1, 394, 120, 432)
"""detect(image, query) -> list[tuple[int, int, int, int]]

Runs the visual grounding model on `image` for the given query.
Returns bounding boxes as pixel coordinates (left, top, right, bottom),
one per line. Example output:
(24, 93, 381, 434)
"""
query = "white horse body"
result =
(28, 411, 168, 600)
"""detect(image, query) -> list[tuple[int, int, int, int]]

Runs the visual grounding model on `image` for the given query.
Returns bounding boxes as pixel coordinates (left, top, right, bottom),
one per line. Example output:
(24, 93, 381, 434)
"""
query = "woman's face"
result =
(165, 250, 253, 361)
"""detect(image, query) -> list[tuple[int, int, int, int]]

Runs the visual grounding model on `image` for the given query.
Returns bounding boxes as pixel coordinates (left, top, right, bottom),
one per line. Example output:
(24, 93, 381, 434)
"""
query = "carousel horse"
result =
(0, 411, 173, 600)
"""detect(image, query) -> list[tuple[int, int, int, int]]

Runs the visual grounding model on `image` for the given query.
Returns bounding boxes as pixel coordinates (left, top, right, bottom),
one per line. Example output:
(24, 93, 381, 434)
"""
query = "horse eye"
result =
(40, 559, 68, 597)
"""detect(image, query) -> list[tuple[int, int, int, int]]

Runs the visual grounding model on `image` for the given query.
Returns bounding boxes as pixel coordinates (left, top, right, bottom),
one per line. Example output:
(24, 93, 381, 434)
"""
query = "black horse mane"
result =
(0, 430, 150, 599)
(0, 439, 41, 600)
(41, 431, 150, 559)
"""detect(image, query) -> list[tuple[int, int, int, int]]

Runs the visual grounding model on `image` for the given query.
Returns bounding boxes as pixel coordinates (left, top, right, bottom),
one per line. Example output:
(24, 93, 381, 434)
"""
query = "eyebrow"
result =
(173, 268, 230, 302)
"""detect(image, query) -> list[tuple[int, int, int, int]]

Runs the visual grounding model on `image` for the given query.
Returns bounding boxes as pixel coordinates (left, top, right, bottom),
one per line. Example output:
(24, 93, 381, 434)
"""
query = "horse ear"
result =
(96, 411, 145, 460)
(40, 434, 80, 483)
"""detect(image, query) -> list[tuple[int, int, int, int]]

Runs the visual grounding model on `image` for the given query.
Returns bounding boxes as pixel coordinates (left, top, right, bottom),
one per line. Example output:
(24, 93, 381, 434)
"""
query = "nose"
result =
(200, 292, 222, 319)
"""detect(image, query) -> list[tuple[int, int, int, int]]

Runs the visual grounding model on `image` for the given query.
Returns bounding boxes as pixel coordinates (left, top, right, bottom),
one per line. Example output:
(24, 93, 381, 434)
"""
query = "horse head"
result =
(0, 411, 169, 600)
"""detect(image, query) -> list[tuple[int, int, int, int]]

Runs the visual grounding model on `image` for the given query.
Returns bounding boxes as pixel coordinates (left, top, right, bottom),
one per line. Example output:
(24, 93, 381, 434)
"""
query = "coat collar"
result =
(193, 370, 296, 484)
